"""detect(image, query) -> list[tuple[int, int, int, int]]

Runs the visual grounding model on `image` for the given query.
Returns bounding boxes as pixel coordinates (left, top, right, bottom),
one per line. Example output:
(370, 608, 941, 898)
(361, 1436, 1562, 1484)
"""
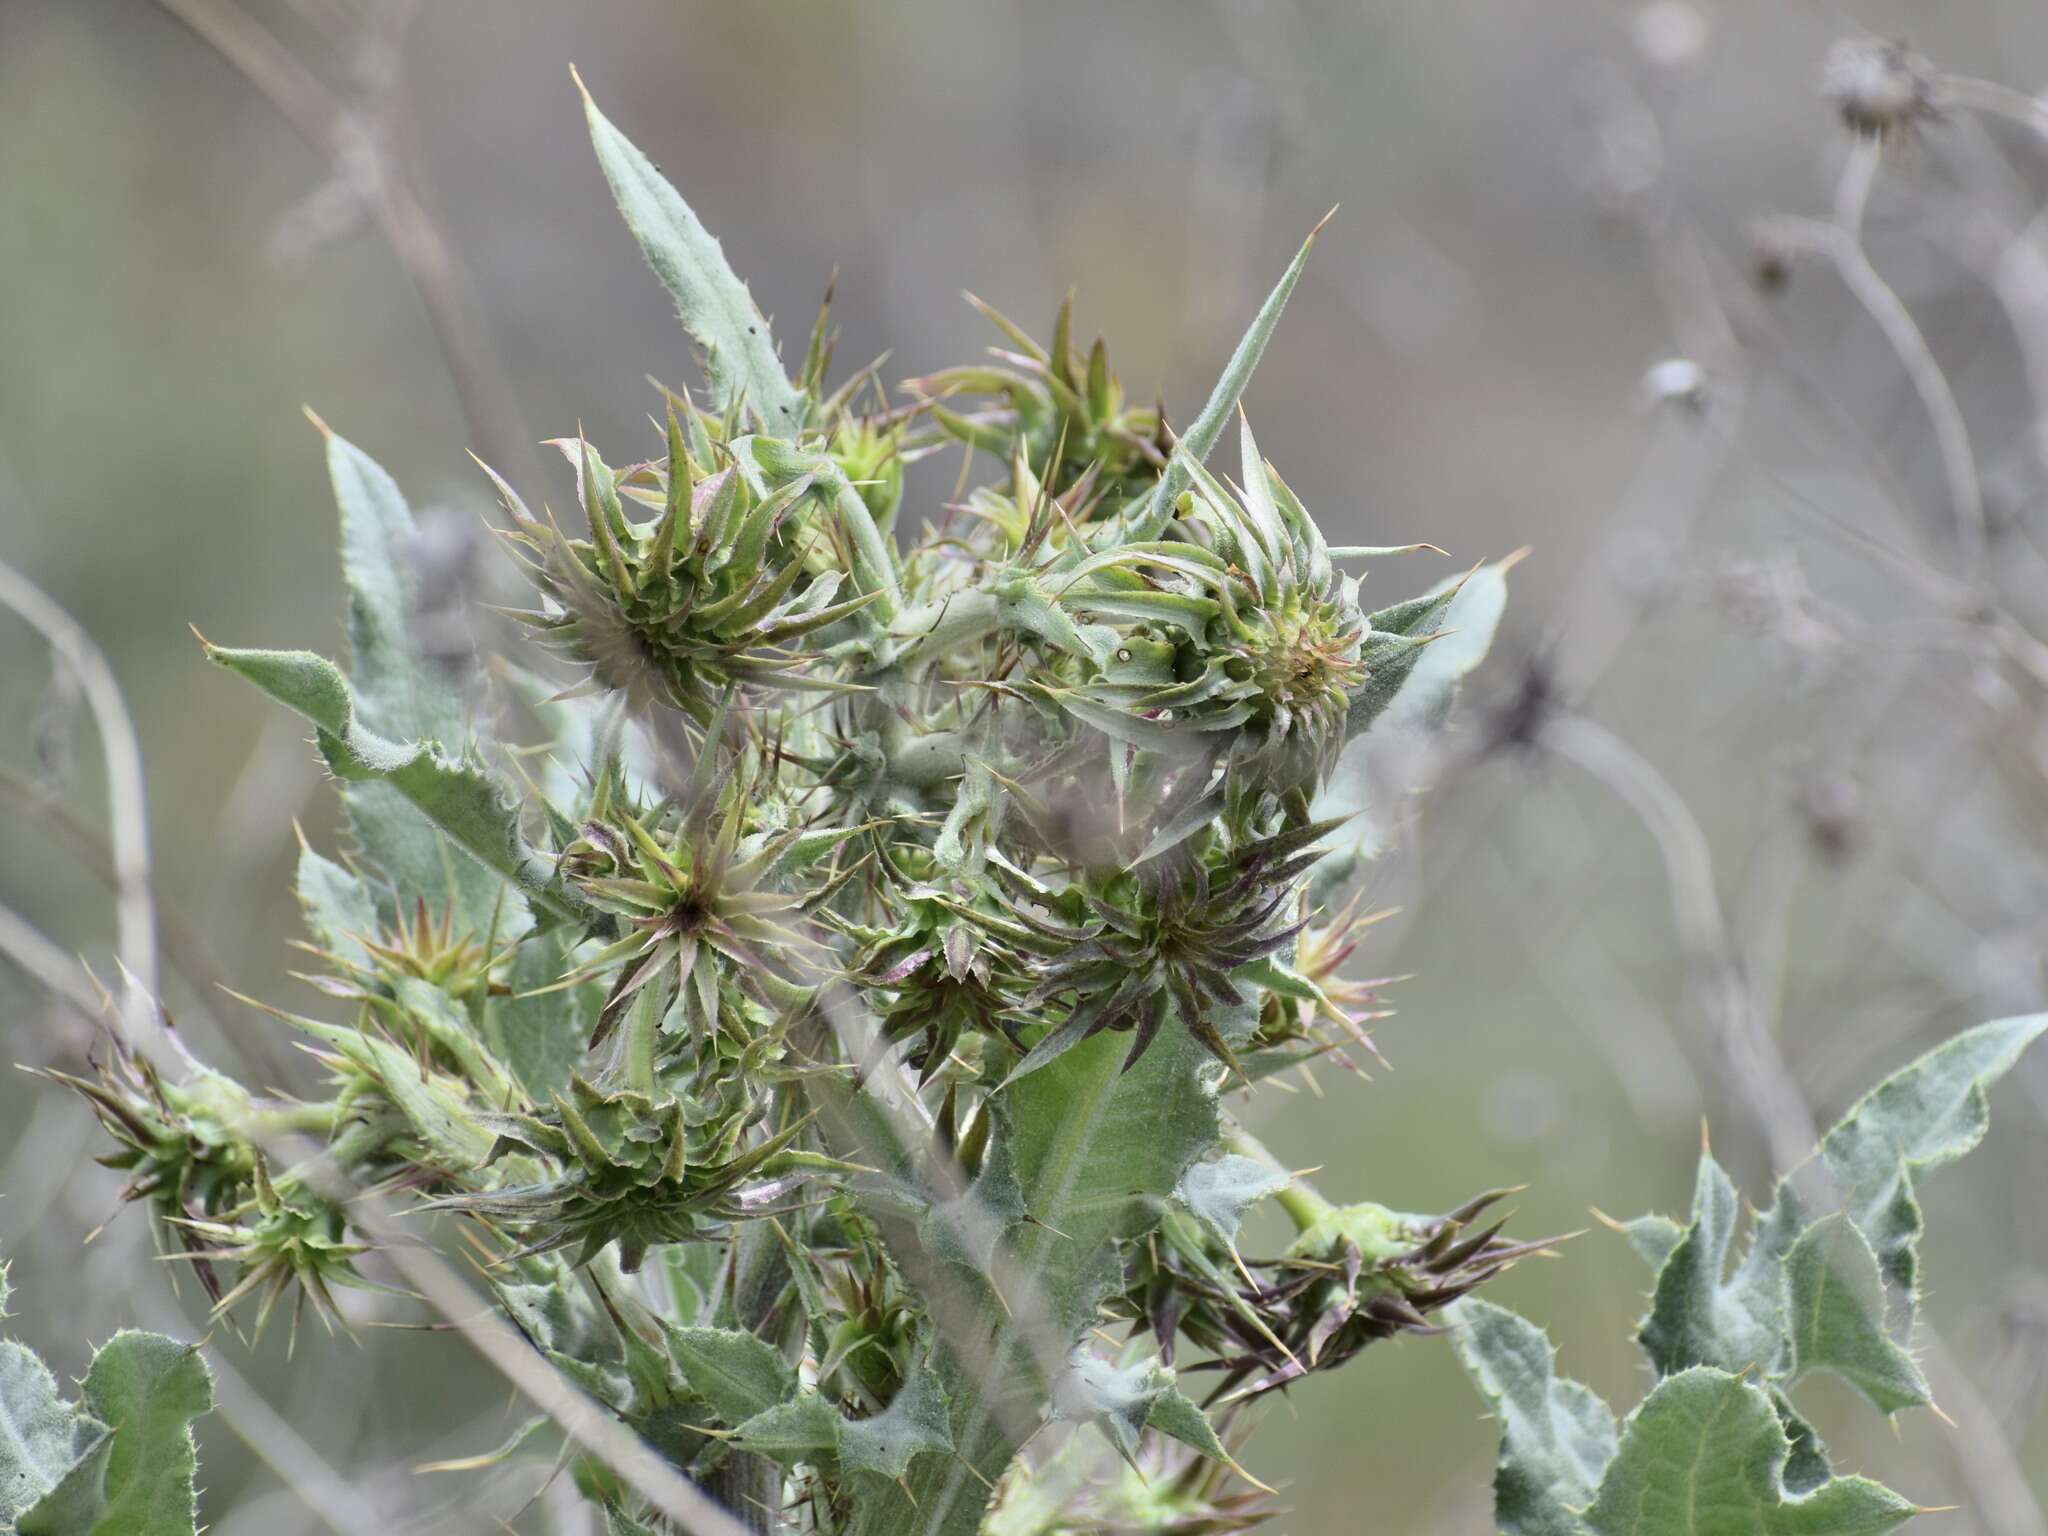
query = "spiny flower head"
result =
(173, 1155, 370, 1341)
(434, 1075, 853, 1272)
(1050, 417, 1438, 796)
(999, 808, 1338, 1080)
(41, 1047, 261, 1228)
(834, 865, 1036, 1084)
(1160, 1190, 1557, 1402)
(488, 408, 877, 721)
(559, 744, 850, 1053)
(1248, 893, 1396, 1069)
(910, 292, 1168, 506)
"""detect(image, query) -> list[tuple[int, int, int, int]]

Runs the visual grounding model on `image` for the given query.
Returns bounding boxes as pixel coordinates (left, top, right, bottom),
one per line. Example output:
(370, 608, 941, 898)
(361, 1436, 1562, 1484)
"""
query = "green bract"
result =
(45, 77, 1524, 1536)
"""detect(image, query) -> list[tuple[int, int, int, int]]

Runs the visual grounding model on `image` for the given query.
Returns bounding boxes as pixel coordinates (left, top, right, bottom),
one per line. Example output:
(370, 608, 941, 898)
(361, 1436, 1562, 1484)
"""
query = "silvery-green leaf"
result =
(840, 1349, 952, 1483)
(1050, 1354, 1164, 1466)
(312, 424, 517, 935)
(1784, 1214, 1930, 1415)
(1311, 558, 1512, 899)
(1616, 1212, 1685, 1272)
(294, 842, 379, 973)
(576, 74, 805, 431)
(1635, 1153, 1803, 1381)
(731, 1394, 843, 1468)
(1448, 1298, 1617, 1536)
(1819, 1013, 2048, 1308)
(1585, 1368, 1913, 1536)
(205, 642, 577, 924)
(492, 927, 591, 1101)
(1144, 1382, 1236, 1466)
(664, 1328, 797, 1428)
(16, 1332, 213, 1536)
(1176, 1155, 1289, 1247)
(0, 1341, 99, 1528)
(1129, 220, 1326, 540)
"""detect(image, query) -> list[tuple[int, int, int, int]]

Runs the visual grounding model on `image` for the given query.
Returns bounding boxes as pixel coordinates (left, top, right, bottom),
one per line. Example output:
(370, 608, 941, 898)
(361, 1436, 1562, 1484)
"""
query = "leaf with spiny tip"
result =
(201, 640, 581, 924)
(839, 1346, 953, 1483)
(574, 70, 805, 430)
(1784, 1214, 1931, 1415)
(7, 1330, 213, 1536)
(664, 1327, 797, 1428)
(1131, 213, 1332, 540)
(1585, 1368, 1913, 1535)
(309, 421, 515, 934)
(1177, 1155, 1290, 1248)
(1634, 1152, 1803, 1382)
(1447, 1298, 1616, 1536)
(1818, 1012, 2048, 1311)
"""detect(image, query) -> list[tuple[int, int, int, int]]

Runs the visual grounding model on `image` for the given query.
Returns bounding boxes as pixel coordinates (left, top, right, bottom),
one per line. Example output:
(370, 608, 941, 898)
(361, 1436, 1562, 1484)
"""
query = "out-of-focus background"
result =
(6, 0, 2048, 1530)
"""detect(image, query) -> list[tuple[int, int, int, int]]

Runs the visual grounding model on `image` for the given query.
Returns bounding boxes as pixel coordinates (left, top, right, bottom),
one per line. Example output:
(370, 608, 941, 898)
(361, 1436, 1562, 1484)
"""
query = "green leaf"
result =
(997, 1027, 1225, 1340)
(1585, 1368, 1914, 1536)
(312, 423, 512, 935)
(9, 1333, 213, 1536)
(575, 73, 806, 431)
(493, 927, 591, 1100)
(1635, 1153, 1803, 1381)
(840, 1349, 952, 1483)
(1360, 558, 1513, 736)
(1448, 1299, 1617, 1536)
(294, 842, 380, 973)
(1617, 1212, 1686, 1273)
(1176, 1154, 1288, 1247)
(0, 1342, 98, 1528)
(730, 1394, 843, 1467)
(838, 1026, 1226, 1536)
(204, 642, 577, 924)
(1130, 219, 1326, 540)
(665, 1328, 797, 1428)
(1310, 557, 1512, 899)
(1784, 1215, 1930, 1415)
(1143, 1382, 1235, 1466)
(1819, 1013, 2048, 1305)
(1050, 1354, 1163, 1467)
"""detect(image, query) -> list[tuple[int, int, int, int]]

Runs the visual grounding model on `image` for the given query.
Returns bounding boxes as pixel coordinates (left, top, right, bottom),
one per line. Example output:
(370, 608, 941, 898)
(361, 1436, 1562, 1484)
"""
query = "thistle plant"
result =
(8, 72, 1519, 1535)
(12, 58, 2043, 1536)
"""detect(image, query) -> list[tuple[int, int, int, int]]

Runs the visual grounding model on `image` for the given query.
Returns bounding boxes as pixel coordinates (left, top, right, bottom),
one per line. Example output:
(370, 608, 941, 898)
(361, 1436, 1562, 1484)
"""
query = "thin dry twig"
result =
(0, 555, 161, 1052)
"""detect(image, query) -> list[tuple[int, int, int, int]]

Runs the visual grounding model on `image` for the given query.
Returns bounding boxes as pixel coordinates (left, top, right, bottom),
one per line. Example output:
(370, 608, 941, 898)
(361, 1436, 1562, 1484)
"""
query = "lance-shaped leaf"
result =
(492, 926, 593, 1100)
(1635, 1153, 1803, 1381)
(1448, 1299, 1617, 1536)
(731, 1394, 844, 1467)
(1584, 1368, 1914, 1536)
(1784, 1214, 1931, 1416)
(1819, 1013, 2048, 1306)
(309, 421, 516, 934)
(575, 71, 805, 431)
(1128, 217, 1327, 540)
(204, 641, 578, 924)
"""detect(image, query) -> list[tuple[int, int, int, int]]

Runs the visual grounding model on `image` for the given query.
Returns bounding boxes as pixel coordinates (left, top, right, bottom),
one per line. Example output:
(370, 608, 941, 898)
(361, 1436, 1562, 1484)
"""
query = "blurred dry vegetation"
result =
(7, 0, 2048, 1530)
